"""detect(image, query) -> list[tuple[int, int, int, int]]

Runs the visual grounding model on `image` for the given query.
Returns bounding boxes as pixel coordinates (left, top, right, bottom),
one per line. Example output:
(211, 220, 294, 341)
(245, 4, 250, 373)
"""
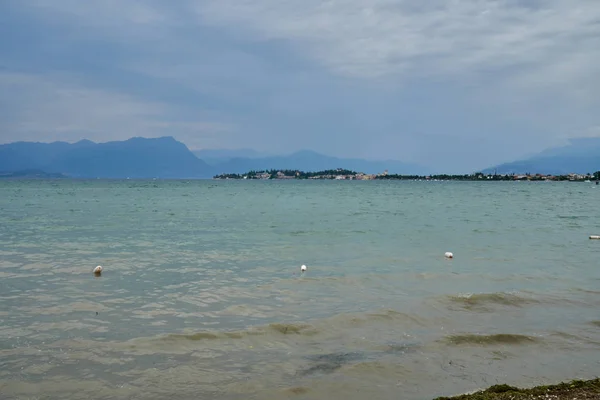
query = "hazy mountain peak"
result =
(206, 148, 429, 175)
(484, 136, 600, 174)
(0, 136, 213, 178)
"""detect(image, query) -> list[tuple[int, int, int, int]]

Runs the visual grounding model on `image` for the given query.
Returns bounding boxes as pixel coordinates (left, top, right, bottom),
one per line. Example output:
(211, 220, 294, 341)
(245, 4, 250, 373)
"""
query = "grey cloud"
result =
(2, 0, 600, 172)
(16, 0, 600, 101)
(194, 0, 600, 85)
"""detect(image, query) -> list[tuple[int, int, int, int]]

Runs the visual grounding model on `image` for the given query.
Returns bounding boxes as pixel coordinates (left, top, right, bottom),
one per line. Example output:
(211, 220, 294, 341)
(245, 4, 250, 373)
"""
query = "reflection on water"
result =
(1, 180, 599, 399)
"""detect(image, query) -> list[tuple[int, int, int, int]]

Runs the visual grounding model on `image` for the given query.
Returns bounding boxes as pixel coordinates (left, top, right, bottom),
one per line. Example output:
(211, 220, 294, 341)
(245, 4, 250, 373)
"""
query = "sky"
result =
(0, 0, 599, 173)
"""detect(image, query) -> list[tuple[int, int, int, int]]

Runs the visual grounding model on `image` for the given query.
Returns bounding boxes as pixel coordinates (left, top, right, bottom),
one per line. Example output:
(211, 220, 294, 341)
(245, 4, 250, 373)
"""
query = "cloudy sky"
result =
(1, 1, 599, 172)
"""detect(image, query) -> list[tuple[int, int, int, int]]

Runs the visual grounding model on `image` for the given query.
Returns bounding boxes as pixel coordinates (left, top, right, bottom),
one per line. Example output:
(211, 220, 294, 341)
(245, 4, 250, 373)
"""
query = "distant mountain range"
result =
(0, 137, 213, 178)
(0, 137, 428, 178)
(483, 138, 600, 175)
(2, 135, 597, 179)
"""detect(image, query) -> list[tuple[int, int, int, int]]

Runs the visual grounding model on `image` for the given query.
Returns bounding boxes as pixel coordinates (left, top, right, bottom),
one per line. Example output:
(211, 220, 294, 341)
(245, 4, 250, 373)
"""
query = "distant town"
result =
(214, 169, 600, 182)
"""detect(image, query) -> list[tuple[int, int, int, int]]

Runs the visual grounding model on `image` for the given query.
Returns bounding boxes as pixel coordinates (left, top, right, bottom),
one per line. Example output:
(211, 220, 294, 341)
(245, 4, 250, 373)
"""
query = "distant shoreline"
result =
(0, 170, 68, 179)
(1, 168, 598, 182)
(214, 169, 600, 182)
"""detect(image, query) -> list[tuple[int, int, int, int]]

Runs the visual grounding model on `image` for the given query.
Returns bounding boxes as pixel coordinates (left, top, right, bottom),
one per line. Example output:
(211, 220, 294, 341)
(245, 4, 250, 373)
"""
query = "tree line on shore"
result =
(214, 169, 358, 179)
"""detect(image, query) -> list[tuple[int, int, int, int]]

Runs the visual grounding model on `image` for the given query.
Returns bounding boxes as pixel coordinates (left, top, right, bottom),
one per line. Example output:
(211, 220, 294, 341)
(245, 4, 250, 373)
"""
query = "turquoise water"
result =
(0, 180, 599, 400)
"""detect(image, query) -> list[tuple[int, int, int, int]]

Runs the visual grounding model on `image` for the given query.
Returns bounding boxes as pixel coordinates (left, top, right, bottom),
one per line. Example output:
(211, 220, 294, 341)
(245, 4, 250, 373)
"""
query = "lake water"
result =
(1, 179, 599, 400)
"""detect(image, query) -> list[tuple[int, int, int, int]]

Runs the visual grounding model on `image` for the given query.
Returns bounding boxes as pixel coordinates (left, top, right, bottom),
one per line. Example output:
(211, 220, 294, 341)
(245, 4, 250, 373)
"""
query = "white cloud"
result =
(0, 72, 234, 145)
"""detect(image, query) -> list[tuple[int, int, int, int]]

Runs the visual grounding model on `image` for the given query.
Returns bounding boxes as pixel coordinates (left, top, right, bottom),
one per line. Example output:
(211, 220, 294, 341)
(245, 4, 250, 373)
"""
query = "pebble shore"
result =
(434, 379, 600, 400)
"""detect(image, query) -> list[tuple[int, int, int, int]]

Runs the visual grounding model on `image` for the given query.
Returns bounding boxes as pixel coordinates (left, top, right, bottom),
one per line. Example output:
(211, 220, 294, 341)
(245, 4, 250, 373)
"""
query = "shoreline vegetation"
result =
(0, 169, 68, 179)
(214, 169, 600, 182)
(433, 378, 600, 400)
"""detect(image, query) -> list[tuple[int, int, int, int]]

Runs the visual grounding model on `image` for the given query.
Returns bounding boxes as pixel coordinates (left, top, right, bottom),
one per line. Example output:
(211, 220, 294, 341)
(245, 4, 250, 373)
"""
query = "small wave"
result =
(414, 272, 451, 280)
(446, 292, 539, 310)
(550, 331, 600, 346)
(444, 333, 540, 346)
(557, 215, 588, 220)
(328, 309, 428, 328)
(285, 387, 309, 395)
(268, 323, 318, 335)
(159, 322, 318, 342)
(572, 288, 600, 295)
(163, 331, 248, 341)
(380, 340, 421, 354)
(472, 228, 497, 233)
(365, 309, 427, 325)
(289, 230, 309, 236)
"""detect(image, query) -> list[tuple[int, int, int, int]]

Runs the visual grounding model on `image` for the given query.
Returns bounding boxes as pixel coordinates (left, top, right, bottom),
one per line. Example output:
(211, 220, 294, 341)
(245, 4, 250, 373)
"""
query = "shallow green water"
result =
(0, 180, 599, 400)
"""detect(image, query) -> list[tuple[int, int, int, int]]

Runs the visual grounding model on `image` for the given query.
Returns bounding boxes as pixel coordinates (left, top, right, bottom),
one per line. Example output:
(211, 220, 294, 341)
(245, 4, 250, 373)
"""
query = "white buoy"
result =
(590, 235, 600, 240)
(300, 264, 307, 272)
(93, 265, 103, 275)
(444, 252, 454, 259)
